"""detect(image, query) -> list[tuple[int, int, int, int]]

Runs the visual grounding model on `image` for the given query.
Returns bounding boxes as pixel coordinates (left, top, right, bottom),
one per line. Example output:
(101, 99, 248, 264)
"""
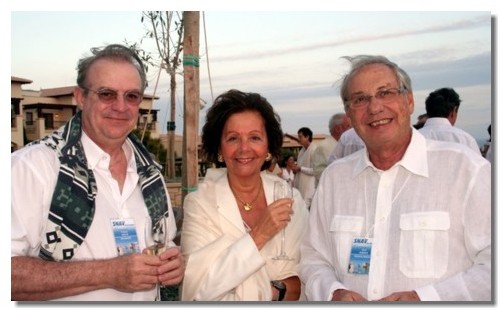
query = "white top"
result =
(299, 129, 491, 301)
(180, 171, 309, 301)
(294, 143, 317, 208)
(328, 128, 365, 164)
(419, 117, 481, 155)
(311, 135, 337, 186)
(11, 132, 177, 301)
(281, 168, 295, 186)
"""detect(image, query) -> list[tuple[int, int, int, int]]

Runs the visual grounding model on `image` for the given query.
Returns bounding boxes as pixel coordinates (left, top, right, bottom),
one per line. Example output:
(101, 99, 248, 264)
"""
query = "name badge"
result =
(347, 237, 372, 275)
(111, 219, 140, 255)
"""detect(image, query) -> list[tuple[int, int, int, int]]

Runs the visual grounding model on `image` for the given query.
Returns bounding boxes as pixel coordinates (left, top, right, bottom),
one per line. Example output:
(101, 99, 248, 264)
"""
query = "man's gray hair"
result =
(76, 44, 147, 91)
(339, 55, 412, 108)
(328, 113, 346, 131)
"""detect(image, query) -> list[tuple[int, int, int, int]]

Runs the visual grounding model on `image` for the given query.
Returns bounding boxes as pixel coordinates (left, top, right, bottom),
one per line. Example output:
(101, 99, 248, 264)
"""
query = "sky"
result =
(9, 9, 495, 146)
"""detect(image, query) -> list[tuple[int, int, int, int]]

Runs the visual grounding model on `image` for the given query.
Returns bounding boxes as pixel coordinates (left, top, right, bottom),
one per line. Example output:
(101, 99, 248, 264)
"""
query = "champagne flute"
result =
(272, 180, 294, 261)
(144, 213, 168, 301)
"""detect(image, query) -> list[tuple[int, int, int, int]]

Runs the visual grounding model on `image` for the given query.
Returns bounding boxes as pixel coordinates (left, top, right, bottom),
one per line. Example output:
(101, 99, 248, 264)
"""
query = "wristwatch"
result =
(271, 280, 286, 301)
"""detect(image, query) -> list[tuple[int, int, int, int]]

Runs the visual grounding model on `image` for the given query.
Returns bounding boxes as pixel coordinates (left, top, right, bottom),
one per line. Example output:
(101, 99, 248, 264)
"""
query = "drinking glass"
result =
(144, 214, 168, 301)
(272, 180, 294, 261)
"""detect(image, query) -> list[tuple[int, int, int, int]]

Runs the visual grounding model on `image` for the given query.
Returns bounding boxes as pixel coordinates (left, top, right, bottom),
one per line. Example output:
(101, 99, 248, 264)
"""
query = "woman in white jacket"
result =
(180, 90, 309, 301)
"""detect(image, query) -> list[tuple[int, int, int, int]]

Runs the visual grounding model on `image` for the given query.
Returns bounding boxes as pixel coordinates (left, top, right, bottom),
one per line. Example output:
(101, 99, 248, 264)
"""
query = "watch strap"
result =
(271, 280, 286, 301)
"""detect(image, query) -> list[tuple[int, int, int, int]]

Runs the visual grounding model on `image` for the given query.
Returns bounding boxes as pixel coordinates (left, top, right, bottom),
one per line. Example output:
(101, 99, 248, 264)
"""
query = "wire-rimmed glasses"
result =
(347, 87, 406, 109)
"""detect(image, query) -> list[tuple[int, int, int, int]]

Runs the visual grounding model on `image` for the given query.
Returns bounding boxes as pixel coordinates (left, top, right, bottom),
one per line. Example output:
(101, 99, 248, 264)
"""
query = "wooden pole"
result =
(181, 11, 200, 206)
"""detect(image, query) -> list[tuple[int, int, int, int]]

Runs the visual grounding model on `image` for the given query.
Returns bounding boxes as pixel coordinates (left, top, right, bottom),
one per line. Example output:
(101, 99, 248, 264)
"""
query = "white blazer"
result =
(180, 169, 309, 301)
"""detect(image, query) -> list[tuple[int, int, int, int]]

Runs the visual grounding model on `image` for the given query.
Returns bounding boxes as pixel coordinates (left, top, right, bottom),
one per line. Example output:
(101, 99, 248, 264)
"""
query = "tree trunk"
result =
(181, 11, 200, 209)
(167, 74, 176, 180)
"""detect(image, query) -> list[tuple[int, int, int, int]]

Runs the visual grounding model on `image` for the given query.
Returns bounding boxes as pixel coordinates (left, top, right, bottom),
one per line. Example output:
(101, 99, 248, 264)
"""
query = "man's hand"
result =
(377, 290, 420, 301)
(332, 289, 367, 301)
(109, 253, 160, 292)
(157, 246, 185, 286)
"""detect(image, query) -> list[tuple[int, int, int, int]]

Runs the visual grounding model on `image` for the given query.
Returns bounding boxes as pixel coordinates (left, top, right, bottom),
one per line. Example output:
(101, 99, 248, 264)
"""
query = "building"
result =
(11, 76, 32, 151)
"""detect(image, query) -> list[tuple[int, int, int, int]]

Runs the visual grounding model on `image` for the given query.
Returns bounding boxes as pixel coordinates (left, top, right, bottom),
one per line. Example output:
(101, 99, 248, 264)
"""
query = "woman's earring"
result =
(265, 153, 272, 162)
(217, 154, 224, 162)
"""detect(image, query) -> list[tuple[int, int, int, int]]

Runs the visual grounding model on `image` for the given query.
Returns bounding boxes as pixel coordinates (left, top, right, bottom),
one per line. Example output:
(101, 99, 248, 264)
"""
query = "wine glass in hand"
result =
(144, 214, 168, 301)
(272, 180, 294, 261)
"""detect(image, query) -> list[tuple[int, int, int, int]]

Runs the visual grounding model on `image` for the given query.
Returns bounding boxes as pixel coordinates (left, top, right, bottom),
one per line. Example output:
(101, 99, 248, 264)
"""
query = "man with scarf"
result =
(11, 44, 185, 301)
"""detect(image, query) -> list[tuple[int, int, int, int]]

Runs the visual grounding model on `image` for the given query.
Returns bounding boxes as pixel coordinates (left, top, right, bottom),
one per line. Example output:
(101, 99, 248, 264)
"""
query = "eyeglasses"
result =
(347, 87, 406, 109)
(81, 87, 143, 105)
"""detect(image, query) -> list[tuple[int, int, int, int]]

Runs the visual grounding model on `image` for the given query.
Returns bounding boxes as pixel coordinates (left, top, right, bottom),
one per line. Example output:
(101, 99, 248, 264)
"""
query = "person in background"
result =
(299, 55, 491, 302)
(312, 113, 350, 186)
(327, 127, 365, 164)
(281, 154, 296, 186)
(419, 87, 481, 155)
(292, 127, 317, 209)
(266, 156, 283, 177)
(180, 89, 309, 301)
(11, 44, 184, 301)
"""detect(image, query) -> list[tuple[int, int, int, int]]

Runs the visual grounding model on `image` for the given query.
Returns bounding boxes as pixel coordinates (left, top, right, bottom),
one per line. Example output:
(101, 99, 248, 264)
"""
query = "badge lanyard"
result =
(363, 166, 411, 238)
(349, 167, 410, 275)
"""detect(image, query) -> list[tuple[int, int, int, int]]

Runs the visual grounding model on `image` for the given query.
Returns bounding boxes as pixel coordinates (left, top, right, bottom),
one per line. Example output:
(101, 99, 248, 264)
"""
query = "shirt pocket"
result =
(399, 211, 450, 278)
(330, 215, 364, 273)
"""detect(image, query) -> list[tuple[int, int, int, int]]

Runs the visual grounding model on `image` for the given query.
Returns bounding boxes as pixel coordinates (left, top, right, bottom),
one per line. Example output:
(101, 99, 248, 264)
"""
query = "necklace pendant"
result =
(243, 203, 252, 211)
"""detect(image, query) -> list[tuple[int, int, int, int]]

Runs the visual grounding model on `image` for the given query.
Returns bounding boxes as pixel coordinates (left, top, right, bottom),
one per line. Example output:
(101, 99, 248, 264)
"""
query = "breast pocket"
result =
(399, 212, 450, 278)
(330, 215, 364, 273)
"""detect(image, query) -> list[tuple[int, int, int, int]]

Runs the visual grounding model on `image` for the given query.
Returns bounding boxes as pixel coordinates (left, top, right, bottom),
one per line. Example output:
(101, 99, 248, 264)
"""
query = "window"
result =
(43, 113, 54, 129)
(26, 112, 33, 126)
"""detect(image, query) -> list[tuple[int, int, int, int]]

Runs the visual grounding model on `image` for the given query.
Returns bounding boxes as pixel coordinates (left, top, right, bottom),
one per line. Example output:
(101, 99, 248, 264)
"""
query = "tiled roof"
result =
(11, 76, 32, 84)
(40, 86, 76, 97)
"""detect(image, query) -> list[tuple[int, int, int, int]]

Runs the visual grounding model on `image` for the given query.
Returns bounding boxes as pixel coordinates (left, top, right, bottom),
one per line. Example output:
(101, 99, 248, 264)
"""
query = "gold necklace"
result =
(230, 180, 262, 212)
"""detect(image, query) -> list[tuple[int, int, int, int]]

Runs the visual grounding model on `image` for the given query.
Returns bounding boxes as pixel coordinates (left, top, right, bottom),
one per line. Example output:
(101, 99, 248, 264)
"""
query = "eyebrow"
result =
(96, 86, 142, 93)
(350, 83, 396, 95)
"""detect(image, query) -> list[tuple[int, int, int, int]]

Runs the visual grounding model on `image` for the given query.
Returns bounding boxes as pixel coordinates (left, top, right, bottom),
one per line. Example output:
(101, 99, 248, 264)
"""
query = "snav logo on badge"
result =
(111, 219, 140, 255)
(348, 237, 372, 275)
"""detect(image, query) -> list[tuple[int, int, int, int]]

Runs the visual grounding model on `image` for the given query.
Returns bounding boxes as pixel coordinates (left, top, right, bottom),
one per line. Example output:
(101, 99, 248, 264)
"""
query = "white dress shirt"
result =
(299, 129, 491, 301)
(281, 168, 295, 186)
(11, 132, 177, 301)
(419, 117, 481, 155)
(328, 128, 365, 164)
(312, 135, 337, 186)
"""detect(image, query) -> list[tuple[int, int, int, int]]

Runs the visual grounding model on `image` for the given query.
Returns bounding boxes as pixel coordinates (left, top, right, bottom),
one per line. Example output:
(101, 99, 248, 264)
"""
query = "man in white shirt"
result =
(419, 87, 481, 155)
(11, 44, 185, 301)
(292, 127, 317, 209)
(299, 55, 491, 302)
(327, 127, 365, 164)
(312, 113, 350, 186)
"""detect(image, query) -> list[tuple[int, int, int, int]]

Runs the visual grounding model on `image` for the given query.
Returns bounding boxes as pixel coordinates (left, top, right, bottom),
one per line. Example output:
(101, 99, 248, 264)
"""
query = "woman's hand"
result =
(249, 198, 293, 249)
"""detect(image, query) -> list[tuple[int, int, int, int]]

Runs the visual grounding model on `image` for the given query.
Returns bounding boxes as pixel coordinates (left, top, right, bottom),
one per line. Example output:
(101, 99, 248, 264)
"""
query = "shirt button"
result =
(373, 289, 378, 294)
(419, 221, 427, 227)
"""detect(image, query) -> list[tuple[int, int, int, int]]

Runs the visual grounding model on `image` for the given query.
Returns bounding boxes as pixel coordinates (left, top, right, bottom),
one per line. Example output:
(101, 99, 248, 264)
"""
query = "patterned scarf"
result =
(29, 111, 168, 261)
